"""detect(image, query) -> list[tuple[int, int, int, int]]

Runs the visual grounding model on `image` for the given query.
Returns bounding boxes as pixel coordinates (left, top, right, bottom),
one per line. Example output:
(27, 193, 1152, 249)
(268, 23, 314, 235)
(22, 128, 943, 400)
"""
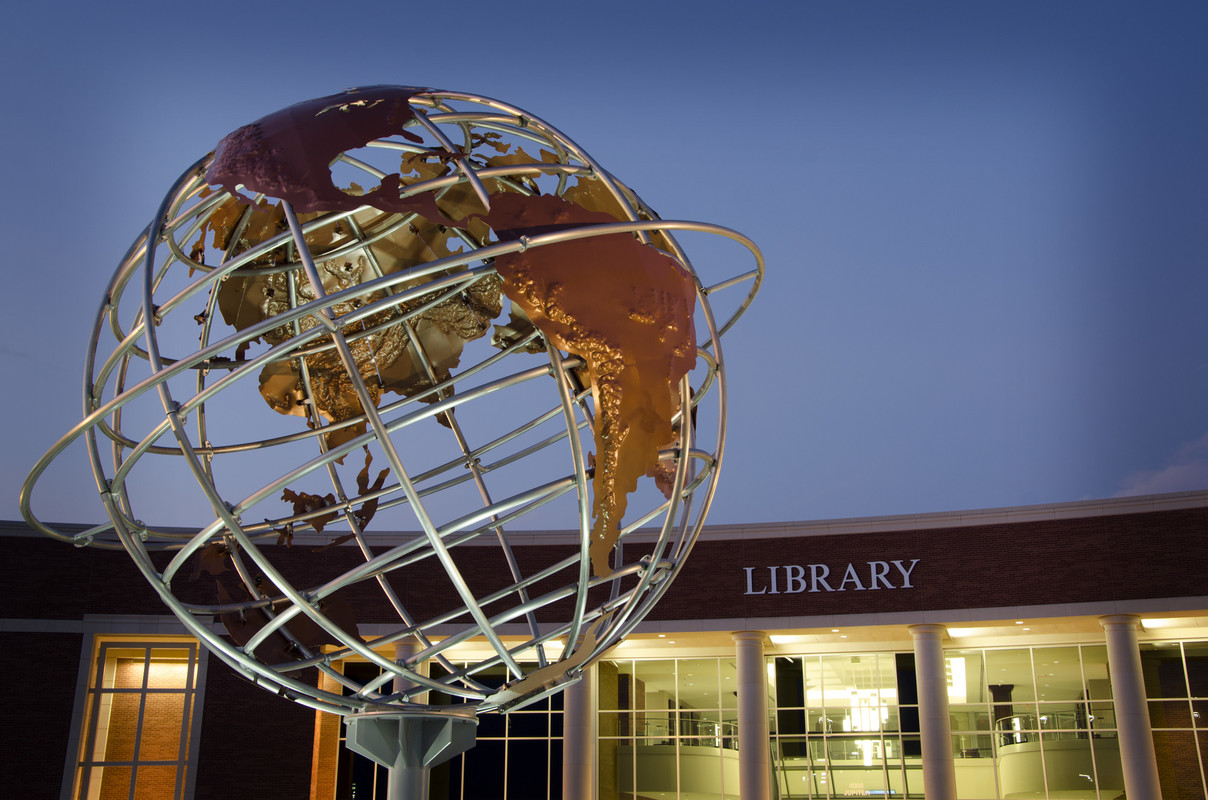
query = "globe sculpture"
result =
(21, 86, 762, 798)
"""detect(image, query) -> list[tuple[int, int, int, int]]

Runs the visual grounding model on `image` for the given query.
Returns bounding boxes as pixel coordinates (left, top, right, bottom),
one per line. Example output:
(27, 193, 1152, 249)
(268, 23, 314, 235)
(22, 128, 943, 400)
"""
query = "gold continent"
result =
(484, 192, 698, 577)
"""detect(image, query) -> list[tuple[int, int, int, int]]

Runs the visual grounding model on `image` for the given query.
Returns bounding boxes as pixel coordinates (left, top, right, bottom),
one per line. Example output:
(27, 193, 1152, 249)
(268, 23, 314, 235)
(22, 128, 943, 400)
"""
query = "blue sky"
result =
(3, 0, 1206, 527)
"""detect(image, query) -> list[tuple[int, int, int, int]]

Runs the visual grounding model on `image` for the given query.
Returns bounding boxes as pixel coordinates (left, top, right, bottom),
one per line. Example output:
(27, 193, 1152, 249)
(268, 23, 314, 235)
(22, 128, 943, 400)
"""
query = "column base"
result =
(345, 708, 478, 800)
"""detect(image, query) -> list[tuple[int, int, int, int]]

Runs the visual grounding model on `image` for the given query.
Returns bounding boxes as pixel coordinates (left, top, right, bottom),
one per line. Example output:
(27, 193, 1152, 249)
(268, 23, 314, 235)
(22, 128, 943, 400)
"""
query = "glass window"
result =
(73, 640, 201, 800)
(1080, 645, 1112, 702)
(946, 650, 986, 704)
(1183, 641, 1208, 698)
(598, 657, 738, 799)
(984, 648, 1035, 703)
(678, 658, 720, 711)
(599, 659, 635, 710)
(334, 658, 563, 800)
(719, 658, 738, 709)
(1141, 641, 1188, 698)
(1033, 646, 1083, 702)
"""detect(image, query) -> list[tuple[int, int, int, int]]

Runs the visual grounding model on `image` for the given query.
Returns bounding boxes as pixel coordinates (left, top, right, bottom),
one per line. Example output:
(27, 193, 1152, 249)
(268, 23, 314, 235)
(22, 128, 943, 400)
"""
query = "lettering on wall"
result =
(743, 560, 920, 595)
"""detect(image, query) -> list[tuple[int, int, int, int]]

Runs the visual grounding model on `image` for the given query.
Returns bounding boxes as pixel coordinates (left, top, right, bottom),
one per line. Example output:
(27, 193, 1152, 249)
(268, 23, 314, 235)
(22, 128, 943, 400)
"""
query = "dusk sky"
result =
(3, 0, 1207, 528)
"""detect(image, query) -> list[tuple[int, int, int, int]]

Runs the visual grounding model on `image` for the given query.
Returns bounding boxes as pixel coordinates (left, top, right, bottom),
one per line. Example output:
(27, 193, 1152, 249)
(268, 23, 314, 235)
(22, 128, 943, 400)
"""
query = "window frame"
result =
(63, 630, 207, 800)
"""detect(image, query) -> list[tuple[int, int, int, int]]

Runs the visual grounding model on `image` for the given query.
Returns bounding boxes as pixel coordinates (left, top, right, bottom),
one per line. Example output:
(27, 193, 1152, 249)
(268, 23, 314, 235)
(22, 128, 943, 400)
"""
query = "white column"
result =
(393, 639, 425, 698)
(1100, 614, 1162, 799)
(733, 631, 772, 800)
(388, 639, 426, 800)
(563, 665, 598, 800)
(909, 624, 956, 800)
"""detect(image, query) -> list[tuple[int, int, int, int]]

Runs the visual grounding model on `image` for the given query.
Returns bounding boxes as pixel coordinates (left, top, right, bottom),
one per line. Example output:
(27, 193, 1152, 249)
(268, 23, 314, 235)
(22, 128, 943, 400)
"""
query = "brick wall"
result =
(655, 508, 1208, 620)
(9, 506, 1204, 633)
(192, 653, 316, 800)
(0, 631, 82, 800)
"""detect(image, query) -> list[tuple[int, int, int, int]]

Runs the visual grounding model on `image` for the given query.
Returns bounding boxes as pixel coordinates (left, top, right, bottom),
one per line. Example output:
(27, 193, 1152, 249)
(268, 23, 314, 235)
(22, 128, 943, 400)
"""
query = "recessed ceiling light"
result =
(1015, 621, 1024, 625)
(658, 634, 666, 638)
(832, 629, 840, 633)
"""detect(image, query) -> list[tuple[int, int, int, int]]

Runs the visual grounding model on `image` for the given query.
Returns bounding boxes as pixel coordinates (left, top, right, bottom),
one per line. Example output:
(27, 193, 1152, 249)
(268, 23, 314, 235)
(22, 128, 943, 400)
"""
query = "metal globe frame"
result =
(21, 87, 762, 797)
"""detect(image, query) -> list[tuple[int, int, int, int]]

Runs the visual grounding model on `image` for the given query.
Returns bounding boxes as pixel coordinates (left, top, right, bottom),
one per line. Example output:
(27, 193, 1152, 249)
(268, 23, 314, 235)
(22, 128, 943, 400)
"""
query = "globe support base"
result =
(345, 709, 478, 800)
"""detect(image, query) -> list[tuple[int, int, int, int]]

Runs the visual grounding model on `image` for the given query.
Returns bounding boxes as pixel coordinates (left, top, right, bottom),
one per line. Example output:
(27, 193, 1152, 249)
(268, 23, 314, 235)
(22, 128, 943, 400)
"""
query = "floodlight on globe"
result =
(21, 86, 762, 795)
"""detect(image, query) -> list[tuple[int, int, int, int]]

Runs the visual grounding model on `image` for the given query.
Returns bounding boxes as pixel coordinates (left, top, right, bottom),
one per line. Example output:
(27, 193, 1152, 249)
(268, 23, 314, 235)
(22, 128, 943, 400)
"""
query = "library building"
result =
(4, 489, 1207, 800)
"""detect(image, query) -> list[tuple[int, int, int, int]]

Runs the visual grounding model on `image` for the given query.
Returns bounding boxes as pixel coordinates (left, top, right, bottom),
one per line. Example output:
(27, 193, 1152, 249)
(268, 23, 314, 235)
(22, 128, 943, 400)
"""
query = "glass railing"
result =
(993, 710, 1117, 747)
(626, 717, 740, 749)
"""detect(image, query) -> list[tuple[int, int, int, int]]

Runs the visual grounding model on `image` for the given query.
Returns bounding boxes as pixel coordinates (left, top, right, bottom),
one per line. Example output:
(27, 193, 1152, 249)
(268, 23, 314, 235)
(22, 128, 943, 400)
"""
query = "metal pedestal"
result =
(345, 709, 478, 800)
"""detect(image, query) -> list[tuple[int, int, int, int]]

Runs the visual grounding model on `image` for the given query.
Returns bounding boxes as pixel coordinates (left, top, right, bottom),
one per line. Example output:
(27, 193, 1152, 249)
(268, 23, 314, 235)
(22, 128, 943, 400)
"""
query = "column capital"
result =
(907, 623, 947, 641)
(731, 630, 770, 645)
(1099, 614, 1142, 630)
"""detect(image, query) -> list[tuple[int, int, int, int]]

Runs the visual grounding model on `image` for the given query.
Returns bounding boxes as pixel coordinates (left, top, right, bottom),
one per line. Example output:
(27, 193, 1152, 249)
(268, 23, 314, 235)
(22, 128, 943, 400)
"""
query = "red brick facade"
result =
(3, 496, 1205, 799)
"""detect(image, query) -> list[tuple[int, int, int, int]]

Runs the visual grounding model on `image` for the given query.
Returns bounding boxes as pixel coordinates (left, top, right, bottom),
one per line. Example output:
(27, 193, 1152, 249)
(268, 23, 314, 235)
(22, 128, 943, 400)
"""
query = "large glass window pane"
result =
(953, 732, 998, 800)
(94, 766, 132, 799)
(950, 706, 994, 758)
(776, 707, 808, 738)
(1192, 698, 1208, 729)
(774, 656, 805, 709)
(1185, 641, 1208, 698)
(720, 658, 738, 709)
(1033, 646, 1083, 702)
(1149, 699, 1194, 729)
(598, 710, 630, 739)
(598, 739, 629, 800)
(505, 740, 548, 799)
(476, 710, 506, 739)
(507, 711, 549, 738)
(598, 660, 634, 711)
(720, 709, 739, 750)
(952, 729, 991, 760)
(1080, 645, 1113, 703)
(1152, 729, 1202, 798)
(633, 738, 675, 797)
(1072, 733, 1124, 798)
(76, 641, 200, 800)
(819, 654, 885, 734)
(1039, 732, 1100, 796)
(134, 765, 178, 800)
(678, 658, 721, 711)
(461, 739, 505, 800)
(1037, 702, 1086, 734)
(681, 709, 723, 746)
(1087, 701, 1117, 732)
(945, 650, 985, 704)
(904, 759, 925, 797)
(103, 694, 142, 761)
(1141, 641, 1188, 698)
(894, 653, 921, 758)
(884, 760, 906, 799)
(634, 660, 677, 716)
(112, 652, 148, 689)
(985, 648, 1036, 703)
(777, 735, 810, 761)
(801, 655, 825, 709)
(140, 693, 186, 760)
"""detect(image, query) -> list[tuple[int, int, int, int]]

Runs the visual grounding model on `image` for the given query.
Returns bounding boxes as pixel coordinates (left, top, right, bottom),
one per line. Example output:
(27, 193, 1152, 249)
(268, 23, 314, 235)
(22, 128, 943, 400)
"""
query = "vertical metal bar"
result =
(126, 648, 152, 800)
(174, 643, 197, 800)
(78, 641, 108, 800)
(282, 200, 522, 678)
